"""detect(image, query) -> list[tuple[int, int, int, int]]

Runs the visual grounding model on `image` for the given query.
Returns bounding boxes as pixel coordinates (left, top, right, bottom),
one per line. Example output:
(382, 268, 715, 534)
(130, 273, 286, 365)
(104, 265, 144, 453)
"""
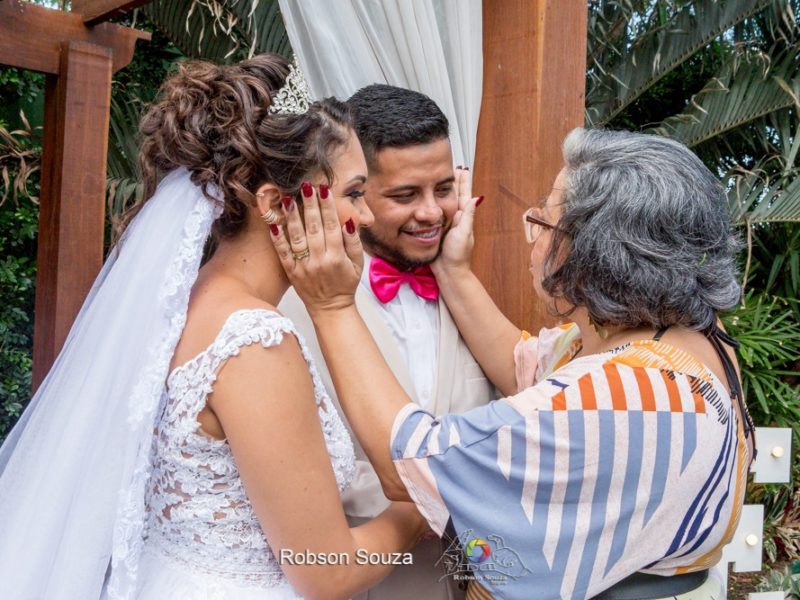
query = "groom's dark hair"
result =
(347, 84, 449, 169)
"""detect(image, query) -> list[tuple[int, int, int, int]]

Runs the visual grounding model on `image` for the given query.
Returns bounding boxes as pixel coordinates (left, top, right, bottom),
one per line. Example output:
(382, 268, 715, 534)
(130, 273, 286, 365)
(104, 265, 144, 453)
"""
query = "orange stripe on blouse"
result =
(693, 391, 707, 414)
(634, 367, 657, 412)
(660, 370, 683, 413)
(579, 374, 597, 410)
(603, 363, 627, 411)
(552, 390, 567, 411)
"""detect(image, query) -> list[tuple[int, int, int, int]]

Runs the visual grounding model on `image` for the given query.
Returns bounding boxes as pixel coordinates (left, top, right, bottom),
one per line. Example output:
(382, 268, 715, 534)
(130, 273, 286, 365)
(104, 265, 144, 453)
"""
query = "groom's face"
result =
(360, 137, 457, 270)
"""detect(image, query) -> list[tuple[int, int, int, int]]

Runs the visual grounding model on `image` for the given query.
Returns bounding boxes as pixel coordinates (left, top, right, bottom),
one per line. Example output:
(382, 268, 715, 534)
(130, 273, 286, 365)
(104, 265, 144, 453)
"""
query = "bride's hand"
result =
(431, 166, 483, 279)
(271, 183, 363, 316)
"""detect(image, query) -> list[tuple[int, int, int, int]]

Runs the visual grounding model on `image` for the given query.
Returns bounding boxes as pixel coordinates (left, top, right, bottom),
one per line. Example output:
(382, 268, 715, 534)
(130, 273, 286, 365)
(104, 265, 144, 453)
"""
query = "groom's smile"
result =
(401, 224, 444, 246)
(360, 137, 457, 270)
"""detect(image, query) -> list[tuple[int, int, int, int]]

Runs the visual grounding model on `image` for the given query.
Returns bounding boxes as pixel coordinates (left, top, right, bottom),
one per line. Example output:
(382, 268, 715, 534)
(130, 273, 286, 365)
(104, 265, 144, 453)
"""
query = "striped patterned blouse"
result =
(390, 324, 749, 599)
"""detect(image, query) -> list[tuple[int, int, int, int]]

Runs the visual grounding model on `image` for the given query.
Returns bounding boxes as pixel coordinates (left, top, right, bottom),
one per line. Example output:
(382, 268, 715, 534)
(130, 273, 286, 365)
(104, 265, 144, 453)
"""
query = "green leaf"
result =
(227, 0, 292, 58)
(144, 0, 290, 62)
(145, 0, 244, 62)
(586, 0, 773, 126)
(729, 163, 800, 224)
(650, 48, 800, 148)
(107, 92, 145, 182)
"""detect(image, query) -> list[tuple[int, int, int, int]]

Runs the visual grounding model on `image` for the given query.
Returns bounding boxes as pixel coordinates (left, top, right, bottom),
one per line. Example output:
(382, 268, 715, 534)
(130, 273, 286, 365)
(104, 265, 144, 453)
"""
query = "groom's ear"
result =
(252, 182, 283, 216)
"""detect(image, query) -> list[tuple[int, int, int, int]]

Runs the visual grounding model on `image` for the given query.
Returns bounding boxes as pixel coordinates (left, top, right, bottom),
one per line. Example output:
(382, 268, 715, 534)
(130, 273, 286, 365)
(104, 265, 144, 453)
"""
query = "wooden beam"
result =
(72, 0, 152, 26)
(0, 0, 150, 75)
(32, 41, 112, 390)
(472, 0, 587, 332)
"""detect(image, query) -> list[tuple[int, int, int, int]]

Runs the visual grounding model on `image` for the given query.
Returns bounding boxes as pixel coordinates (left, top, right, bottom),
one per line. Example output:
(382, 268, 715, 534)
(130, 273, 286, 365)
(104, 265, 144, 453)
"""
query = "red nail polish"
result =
(282, 195, 293, 211)
(464, 166, 470, 171)
(301, 182, 313, 198)
(319, 183, 329, 200)
(269, 224, 280, 236)
(475, 195, 484, 207)
(345, 218, 355, 234)
(456, 165, 463, 170)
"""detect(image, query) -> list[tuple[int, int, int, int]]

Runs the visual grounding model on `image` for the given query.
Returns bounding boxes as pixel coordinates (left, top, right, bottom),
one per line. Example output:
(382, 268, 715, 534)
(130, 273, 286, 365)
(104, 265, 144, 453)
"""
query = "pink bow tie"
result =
(368, 257, 440, 303)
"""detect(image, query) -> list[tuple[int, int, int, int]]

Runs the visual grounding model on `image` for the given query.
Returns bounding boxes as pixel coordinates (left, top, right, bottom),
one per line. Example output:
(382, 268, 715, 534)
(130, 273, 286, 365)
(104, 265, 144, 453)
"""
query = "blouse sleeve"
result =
(389, 383, 554, 536)
(513, 331, 538, 393)
(513, 323, 582, 392)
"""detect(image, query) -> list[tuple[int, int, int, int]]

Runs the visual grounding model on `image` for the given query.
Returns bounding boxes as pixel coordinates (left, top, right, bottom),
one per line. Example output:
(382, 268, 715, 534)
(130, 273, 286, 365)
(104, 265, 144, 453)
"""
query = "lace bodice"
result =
(142, 309, 356, 587)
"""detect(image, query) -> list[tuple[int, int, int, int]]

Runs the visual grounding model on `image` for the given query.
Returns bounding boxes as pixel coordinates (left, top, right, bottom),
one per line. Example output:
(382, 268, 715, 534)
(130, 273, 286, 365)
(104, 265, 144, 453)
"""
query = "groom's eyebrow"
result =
(384, 184, 418, 194)
(383, 176, 456, 195)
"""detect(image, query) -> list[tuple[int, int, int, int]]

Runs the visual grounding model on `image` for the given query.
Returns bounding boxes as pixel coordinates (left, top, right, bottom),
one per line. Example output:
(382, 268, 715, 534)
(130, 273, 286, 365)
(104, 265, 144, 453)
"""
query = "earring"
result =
(588, 314, 609, 339)
(260, 208, 278, 225)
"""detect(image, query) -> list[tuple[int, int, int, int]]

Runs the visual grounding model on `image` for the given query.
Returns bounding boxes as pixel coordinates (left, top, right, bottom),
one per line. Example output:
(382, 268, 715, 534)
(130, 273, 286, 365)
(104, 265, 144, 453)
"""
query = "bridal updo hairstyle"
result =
(129, 53, 353, 240)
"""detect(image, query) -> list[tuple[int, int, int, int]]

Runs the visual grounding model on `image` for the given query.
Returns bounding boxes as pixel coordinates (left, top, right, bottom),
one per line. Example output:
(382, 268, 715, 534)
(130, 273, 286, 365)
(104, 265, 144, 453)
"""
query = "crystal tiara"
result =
(269, 56, 312, 115)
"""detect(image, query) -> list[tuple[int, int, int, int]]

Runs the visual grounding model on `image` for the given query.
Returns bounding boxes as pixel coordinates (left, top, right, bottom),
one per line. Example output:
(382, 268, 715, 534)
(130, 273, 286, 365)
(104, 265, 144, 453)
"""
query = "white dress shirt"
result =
(360, 254, 439, 409)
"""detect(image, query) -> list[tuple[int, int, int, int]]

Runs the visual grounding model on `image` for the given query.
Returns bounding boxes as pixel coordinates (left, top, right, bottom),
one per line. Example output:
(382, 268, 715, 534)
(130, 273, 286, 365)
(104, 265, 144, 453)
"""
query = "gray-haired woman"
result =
(272, 128, 754, 600)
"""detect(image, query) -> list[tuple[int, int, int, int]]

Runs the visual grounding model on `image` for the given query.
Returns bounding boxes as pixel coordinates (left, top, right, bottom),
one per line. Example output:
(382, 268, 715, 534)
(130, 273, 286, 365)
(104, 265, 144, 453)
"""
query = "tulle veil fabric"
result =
(0, 169, 221, 599)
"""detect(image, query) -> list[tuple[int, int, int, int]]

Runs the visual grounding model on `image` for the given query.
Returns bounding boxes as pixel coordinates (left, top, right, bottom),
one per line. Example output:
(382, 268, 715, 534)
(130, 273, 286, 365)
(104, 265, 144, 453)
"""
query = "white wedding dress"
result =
(124, 308, 356, 599)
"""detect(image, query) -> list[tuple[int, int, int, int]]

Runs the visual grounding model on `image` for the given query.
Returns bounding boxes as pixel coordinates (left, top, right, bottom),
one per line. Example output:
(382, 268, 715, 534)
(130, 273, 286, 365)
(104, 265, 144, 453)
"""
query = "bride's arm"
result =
(208, 336, 427, 600)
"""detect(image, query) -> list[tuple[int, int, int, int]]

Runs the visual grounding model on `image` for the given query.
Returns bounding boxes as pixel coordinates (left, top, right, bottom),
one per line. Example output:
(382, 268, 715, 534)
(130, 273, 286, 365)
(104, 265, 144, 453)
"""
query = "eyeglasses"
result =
(522, 207, 560, 244)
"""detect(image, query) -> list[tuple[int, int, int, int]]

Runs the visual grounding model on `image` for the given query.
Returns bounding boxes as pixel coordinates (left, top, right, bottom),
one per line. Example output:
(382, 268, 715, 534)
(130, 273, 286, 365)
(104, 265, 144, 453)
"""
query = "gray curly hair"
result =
(542, 128, 741, 331)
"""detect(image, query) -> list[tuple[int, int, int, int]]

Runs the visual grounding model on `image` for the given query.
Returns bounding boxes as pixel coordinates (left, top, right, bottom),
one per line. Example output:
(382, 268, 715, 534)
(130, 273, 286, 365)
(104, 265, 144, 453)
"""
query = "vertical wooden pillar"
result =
(472, 0, 587, 331)
(33, 41, 112, 390)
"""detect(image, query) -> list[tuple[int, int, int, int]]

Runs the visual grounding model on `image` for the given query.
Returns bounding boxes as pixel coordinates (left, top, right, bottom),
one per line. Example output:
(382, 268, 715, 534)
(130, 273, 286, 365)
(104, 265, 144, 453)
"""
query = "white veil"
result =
(0, 169, 222, 599)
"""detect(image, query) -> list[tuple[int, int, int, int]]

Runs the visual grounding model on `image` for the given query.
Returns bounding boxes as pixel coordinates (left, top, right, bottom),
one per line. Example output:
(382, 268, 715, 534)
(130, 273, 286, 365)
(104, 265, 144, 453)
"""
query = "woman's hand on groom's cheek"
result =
(433, 166, 482, 278)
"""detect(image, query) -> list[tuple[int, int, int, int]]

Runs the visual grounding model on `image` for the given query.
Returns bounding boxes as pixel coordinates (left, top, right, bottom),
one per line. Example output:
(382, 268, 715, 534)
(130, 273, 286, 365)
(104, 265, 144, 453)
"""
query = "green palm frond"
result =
(730, 168, 800, 223)
(227, 0, 292, 58)
(586, 0, 773, 126)
(107, 177, 144, 222)
(144, 0, 245, 62)
(106, 93, 147, 217)
(107, 92, 144, 181)
(726, 110, 800, 223)
(731, 299, 800, 367)
(651, 48, 800, 148)
(722, 290, 800, 425)
(144, 0, 289, 62)
(0, 114, 40, 206)
(747, 369, 800, 422)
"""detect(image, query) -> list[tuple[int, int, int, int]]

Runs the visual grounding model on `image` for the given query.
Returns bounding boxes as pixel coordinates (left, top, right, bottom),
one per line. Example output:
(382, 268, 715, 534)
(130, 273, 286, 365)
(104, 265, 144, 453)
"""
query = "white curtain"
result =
(277, 0, 483, 167)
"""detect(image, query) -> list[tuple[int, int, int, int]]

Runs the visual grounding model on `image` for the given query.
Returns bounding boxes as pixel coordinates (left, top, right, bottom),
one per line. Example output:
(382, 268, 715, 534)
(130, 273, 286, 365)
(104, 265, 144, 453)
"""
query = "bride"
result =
(0, 54, 425, 600)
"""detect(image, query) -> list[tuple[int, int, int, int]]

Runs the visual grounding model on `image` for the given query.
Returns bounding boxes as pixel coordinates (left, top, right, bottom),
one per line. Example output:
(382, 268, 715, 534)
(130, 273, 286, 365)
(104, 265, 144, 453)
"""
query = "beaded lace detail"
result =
(142, 309, 355, 586)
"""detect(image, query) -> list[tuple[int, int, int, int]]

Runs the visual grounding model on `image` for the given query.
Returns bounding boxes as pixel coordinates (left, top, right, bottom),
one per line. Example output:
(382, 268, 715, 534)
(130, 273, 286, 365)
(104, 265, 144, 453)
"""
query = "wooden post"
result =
(472, 0, 587, 331)
(0, 1, 149, 389)
(32, 41, 112, 389)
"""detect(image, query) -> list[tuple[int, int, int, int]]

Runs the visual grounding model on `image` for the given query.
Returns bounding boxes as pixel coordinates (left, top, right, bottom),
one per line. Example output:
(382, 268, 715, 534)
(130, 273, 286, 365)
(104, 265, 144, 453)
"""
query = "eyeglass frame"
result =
(522, 206, 563, 244)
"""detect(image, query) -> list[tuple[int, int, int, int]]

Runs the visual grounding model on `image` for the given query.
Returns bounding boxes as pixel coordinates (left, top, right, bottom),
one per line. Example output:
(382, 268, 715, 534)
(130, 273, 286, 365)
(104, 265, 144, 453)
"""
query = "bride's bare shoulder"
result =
(170, 272, 285, 372)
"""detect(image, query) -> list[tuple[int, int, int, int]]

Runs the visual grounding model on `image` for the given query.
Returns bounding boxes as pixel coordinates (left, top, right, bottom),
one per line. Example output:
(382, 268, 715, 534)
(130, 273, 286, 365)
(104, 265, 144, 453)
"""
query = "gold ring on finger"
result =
(292, 248, 310, 261)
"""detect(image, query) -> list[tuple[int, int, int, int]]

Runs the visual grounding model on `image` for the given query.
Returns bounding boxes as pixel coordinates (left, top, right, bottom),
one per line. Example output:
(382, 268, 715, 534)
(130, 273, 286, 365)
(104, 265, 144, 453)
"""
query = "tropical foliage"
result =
(0, 118, 38, 439)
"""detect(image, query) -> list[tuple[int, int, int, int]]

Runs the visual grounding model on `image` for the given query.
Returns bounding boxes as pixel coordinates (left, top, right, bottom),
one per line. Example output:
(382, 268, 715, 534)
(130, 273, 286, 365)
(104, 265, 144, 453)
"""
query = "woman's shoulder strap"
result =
(210, 308, 298, 362)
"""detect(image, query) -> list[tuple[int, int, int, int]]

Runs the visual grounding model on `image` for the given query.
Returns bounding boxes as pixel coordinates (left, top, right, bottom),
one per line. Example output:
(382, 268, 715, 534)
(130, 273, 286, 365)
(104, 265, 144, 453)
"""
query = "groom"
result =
(280, 84, 493, 599)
